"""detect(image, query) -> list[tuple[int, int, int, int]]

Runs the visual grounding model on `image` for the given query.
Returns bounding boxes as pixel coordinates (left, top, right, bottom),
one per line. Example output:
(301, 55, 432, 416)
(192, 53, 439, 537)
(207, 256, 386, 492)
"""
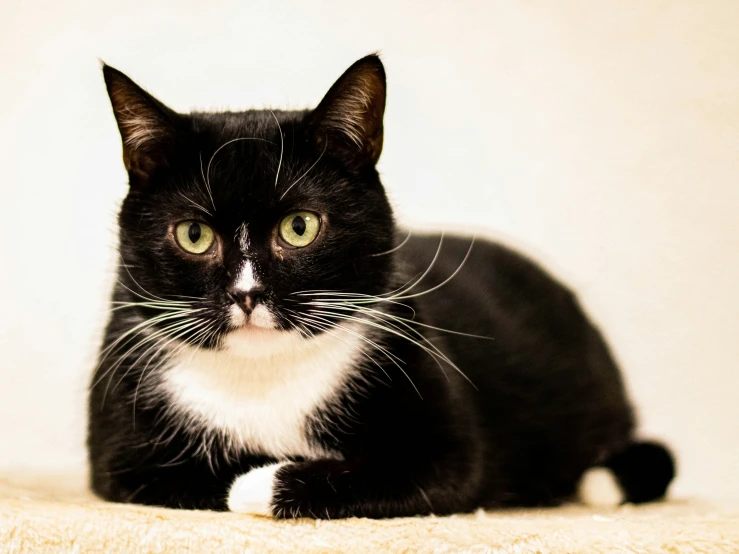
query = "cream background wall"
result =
(0, 1, 737, 499)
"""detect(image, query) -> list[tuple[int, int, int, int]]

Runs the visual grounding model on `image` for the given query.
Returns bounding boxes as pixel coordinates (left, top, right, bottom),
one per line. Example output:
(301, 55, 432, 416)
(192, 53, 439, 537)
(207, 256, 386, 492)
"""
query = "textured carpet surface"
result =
(1, 473, 738, 553)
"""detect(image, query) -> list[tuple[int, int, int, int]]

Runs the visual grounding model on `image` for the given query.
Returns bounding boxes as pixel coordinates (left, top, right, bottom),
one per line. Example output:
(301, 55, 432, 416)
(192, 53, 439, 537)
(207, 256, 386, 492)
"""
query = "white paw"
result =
(227, 462, 289, 515)
(578, 467, 625, 507)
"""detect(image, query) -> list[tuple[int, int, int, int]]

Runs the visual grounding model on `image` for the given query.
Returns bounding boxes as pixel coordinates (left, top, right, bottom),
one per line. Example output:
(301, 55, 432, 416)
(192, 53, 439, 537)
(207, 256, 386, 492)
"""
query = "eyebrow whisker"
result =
(280, 141, 327, 201)
(270, 110, 284, 190)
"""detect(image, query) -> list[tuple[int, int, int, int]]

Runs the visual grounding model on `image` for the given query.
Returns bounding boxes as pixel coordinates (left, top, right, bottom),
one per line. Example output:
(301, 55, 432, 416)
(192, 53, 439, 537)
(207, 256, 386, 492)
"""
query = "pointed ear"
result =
(102, 64, 180, 187)
(308, 55, 386, 169)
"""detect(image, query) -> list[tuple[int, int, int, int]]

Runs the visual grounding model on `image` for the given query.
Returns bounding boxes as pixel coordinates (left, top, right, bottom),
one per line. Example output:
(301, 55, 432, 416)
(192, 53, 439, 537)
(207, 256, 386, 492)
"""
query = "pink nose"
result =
(226, 286, 265, 315)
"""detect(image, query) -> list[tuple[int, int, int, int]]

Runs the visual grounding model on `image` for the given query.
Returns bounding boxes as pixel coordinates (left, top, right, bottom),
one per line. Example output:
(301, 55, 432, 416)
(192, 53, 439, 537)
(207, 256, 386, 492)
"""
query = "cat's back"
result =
(398, 233, 581, 337)
(398, 231, 630, 398)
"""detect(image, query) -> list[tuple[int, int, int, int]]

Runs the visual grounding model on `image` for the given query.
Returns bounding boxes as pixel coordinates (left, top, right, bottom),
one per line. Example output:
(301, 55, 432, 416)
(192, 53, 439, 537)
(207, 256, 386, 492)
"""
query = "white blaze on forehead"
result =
(234, 260, 258, 292)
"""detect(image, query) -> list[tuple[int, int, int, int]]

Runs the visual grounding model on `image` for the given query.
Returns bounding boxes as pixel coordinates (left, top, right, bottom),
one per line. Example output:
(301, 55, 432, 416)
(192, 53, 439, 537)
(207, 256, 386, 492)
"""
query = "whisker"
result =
(390, 236, 476, 301)
(369, 229, 413, 257)
(293, 236, 476, 308)
(290, 315, 393, 384)
(204, 136, 275, 212)
(305, 301, 490, 340)
(387, 232, 445, 299)
(289, 233, 444, 303)
(280, 141, 327, 201)
(292, 292, 416, 317)
(287, 309, 404, 367)
(103, 317, 209, 407)
(177, 191, 213, 217)
(95, 310, 198, 370)
(110, 301, 202, 314)
(101, 316, 204, 385)
(94, 315, 205, 401)
(117, 254, 204, 304)
(293, 310, 422, 397)
(132, 320, 215, 417)
(199, 152, 211, 211)
(308, 307, 475, 390)
(310, 308, 454, 379)
(269, 110, 284, 189)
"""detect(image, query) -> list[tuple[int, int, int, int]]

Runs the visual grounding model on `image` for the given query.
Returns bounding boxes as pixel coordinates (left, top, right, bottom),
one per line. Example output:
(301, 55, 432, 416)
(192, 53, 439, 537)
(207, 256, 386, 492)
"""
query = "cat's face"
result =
(106, 56, 396, 356)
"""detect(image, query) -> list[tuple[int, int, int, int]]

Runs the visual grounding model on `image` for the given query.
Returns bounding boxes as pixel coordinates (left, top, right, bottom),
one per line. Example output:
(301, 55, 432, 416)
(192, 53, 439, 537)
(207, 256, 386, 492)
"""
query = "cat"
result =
(88, 54, 675, 518)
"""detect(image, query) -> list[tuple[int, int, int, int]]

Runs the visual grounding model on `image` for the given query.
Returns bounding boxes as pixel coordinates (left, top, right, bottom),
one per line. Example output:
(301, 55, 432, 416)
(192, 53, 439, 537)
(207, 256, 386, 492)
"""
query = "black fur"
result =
(88, 55, 674, 517)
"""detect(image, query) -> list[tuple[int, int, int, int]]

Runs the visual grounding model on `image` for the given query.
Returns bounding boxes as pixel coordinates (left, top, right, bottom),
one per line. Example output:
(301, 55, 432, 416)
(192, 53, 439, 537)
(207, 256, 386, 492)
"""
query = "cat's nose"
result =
(226, 285, 266, 316)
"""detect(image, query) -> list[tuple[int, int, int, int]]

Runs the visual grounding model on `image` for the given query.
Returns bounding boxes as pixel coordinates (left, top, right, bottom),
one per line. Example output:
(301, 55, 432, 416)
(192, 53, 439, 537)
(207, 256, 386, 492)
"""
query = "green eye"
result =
(279, 211, 320, 248)
(175, 221, 215, 254)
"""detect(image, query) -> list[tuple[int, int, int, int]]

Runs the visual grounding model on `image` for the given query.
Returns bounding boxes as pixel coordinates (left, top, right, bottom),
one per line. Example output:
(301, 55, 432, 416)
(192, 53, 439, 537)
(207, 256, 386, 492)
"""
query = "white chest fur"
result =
(159, 325, 363, 460)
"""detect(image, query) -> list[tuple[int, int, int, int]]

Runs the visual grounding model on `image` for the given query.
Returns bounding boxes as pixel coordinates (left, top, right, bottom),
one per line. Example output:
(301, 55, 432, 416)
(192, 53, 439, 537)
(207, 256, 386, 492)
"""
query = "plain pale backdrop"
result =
(0, 0, 737, 500)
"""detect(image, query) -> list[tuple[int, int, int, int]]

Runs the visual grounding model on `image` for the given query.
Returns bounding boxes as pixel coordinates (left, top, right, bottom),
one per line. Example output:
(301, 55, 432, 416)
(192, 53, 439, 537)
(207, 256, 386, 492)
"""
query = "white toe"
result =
(227, 462, 288, 515)
(578, 467, 625, 507)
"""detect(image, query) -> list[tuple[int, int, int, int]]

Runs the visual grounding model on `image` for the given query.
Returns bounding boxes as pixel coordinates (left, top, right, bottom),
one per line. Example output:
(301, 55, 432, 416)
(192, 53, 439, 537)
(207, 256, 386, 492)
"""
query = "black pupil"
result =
(188, 223, 202, 243)
(292, 216, 306, 236)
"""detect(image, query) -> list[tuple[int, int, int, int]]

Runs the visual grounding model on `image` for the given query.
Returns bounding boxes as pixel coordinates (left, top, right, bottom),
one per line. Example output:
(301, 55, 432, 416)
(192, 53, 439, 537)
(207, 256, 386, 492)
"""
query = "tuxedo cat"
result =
(88, 55, 674, 518)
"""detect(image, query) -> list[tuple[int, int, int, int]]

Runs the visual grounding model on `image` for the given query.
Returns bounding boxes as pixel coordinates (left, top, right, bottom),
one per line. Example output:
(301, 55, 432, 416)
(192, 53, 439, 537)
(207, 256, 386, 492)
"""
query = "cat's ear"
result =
(102, 64, 180, 187)
(309, 55, 386, 169)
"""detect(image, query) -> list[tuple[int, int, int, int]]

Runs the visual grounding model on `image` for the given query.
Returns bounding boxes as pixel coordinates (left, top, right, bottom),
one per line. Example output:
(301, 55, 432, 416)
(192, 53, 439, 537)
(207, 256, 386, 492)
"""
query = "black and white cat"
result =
(88, 55, 674, 518)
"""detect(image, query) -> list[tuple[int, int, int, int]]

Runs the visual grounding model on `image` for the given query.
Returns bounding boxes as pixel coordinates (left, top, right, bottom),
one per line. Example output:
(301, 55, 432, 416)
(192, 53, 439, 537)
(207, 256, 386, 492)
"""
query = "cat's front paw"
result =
(227, 462, 290, 515)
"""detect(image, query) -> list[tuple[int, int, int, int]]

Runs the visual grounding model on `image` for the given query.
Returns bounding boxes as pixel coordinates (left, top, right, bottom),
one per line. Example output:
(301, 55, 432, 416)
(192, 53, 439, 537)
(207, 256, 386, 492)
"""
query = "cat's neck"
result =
(152, 323, 368, 460)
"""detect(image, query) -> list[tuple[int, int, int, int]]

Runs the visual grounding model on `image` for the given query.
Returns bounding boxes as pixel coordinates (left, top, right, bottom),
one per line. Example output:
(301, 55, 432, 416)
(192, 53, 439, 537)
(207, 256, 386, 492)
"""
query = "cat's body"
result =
(89, 56, 674, 518)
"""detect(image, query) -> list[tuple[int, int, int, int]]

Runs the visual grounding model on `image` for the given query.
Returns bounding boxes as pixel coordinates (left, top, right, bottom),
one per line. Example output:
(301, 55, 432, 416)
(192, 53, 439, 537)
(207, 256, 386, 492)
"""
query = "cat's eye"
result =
(278, 211, 321, 248)
(175, 221, 215, 254)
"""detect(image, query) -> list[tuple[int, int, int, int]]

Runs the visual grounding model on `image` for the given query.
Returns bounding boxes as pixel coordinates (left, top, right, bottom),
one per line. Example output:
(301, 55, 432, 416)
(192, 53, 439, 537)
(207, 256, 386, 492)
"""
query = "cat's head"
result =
(105, 55, 397, 357)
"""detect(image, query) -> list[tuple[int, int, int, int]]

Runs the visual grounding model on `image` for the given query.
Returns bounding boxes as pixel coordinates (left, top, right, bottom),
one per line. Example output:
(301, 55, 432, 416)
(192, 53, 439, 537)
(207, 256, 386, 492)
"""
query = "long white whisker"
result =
(177, 191, 213, 217)
(294, 310, 422, 398)
(344, 305, 464, 384)
(289, 310, 404, 367)
(95, 316, 206, 402)
(103, 319, 207, 411)
(199, 152, 211, 211)
(306, 301, 490, 340)
(369, 229, 413, 257)
(96, 310, 199, 369)
(290, 233, 445, 302)
(279, 141, 327, 201)
(309, 306, 450, 377)
(388, 232, 445, 299)
(309, 308, 476, 390)
(118, 268, 169, 304)
(390, 236, 476, 301)
(115, 277, 202, 303)
(269, 110, 284, 189)
(289, 314, 393, 383)
(132, 319, 214, 417)
(204, 137, 275, 211)
(298, 237, 476, 308)
(110, 302, 201, 312)
(101, 317, 207, 395)
(294, 293, 416, 318)
(119, 318, 208, 380)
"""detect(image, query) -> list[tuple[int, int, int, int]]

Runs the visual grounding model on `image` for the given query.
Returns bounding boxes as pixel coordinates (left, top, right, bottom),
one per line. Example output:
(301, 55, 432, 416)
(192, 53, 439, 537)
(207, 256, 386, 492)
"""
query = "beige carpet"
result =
(1, 474, 738, 554)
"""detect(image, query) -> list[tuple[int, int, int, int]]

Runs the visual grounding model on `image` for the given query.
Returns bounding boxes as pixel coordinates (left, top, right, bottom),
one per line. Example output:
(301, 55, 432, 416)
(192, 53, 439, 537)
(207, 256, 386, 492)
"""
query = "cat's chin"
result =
(223, 325, 306, 360)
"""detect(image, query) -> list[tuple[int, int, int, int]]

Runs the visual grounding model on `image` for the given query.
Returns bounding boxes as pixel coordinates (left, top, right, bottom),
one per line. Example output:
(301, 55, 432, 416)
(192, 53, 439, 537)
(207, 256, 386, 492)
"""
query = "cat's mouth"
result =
(229, 303, 277, 331)
(223, 305, 306, 359)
